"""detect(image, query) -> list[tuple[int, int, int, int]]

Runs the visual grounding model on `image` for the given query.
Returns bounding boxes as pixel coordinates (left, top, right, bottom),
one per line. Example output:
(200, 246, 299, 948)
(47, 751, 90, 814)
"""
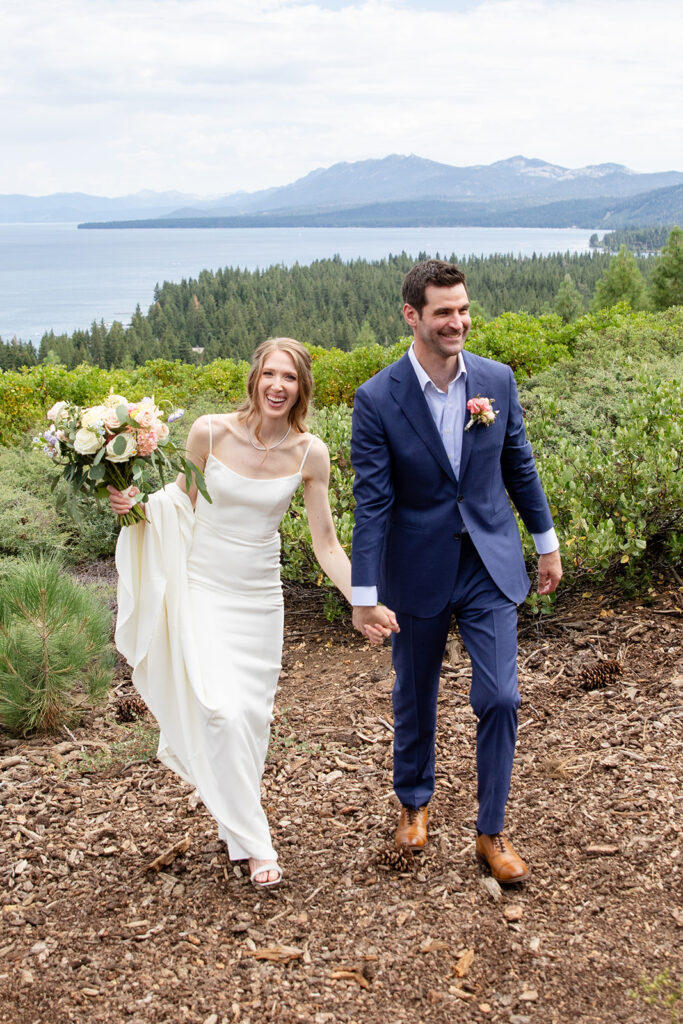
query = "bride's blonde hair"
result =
(237, 337, 312, 445)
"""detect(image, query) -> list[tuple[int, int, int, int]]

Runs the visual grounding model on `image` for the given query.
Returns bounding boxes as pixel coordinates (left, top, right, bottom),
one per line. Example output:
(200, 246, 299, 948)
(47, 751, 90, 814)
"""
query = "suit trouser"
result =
(391, 535, 520, 835)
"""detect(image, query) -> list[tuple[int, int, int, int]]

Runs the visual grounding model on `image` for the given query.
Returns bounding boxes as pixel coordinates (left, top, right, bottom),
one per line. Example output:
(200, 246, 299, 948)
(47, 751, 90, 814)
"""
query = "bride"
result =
(110, 337, 397, 888)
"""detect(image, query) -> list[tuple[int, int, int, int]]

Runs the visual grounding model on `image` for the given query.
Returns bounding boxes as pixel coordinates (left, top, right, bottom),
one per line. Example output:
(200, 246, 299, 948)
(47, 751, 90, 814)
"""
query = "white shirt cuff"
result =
(352, 586, 378, 606)
(532, 528, 559, 554)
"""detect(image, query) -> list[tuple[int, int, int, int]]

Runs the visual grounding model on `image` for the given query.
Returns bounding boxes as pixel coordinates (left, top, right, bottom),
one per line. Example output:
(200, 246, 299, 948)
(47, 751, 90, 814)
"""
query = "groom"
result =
(350, 260, 561, 882)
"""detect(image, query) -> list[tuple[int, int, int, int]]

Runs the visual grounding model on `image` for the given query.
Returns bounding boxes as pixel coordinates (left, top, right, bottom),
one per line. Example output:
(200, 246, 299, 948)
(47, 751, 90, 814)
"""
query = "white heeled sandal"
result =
(249, 861, 283, 889)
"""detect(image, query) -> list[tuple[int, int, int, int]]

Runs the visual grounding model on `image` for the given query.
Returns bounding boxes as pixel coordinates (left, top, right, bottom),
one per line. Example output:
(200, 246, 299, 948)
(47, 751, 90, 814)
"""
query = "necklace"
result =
(246, 424, 292, 451)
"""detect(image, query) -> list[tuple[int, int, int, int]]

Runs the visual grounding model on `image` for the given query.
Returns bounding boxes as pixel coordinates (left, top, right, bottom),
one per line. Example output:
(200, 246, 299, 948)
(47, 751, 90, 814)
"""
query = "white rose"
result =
(47, 400, 68, 423)
(156, 420, 169, 441)
(105, 431, 137, 463)
(73, 428, 104, 455)
(81, 405, 109, 430)
(105, 393, 128, 408)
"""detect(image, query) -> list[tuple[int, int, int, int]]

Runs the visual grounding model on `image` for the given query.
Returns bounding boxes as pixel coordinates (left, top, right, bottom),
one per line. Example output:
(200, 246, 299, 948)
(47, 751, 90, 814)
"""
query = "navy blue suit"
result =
(351, 349, 554, 832)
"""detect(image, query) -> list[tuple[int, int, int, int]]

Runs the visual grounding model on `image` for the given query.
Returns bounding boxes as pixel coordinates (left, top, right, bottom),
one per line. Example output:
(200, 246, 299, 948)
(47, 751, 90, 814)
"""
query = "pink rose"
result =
(464, 395, 498, 431)
(467, 397, 491, 415)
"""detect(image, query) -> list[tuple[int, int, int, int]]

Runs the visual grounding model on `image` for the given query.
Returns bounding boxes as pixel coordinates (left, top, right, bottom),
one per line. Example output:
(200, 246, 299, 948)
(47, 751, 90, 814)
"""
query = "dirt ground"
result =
(1, 572, 681, 1024)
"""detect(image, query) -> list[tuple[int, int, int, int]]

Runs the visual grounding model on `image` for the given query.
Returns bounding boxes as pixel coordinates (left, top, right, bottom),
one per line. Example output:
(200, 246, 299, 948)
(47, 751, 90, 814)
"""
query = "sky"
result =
(2, 0, 682, 198)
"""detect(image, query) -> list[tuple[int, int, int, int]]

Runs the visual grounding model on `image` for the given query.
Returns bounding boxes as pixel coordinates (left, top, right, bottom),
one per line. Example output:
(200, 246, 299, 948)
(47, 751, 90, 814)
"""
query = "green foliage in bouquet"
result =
(0, 553, 114, 735)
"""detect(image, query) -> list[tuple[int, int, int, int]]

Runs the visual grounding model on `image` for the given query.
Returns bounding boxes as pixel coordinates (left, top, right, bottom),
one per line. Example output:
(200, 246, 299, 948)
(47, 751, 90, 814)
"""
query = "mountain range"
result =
(3, 155, 682, 228)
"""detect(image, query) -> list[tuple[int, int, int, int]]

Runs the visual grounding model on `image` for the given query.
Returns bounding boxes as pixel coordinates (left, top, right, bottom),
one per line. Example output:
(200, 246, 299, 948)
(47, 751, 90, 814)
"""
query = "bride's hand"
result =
(107, 484, 138, 515)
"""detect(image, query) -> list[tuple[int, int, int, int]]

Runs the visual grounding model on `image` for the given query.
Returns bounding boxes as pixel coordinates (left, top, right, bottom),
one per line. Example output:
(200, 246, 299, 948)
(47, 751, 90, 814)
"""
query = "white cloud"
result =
(1, 0, 681, 194)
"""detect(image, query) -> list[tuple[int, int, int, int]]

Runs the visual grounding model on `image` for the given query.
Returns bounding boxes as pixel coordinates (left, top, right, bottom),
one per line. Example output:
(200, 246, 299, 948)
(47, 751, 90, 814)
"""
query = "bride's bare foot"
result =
(248, 858, 282, 887)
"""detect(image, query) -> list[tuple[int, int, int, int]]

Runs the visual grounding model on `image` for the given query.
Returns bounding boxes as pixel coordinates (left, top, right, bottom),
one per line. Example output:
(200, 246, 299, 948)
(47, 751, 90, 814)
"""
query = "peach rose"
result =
(47, 400, 68, 423)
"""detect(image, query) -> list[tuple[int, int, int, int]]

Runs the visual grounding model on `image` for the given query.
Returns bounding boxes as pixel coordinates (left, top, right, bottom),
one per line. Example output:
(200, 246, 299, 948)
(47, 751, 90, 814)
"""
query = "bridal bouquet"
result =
(34, 391, 210, 526)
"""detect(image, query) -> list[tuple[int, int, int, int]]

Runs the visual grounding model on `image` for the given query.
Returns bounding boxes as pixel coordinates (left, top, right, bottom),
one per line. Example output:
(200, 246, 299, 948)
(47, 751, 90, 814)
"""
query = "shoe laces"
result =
(490, 833, 506, 853)
(405, 807, 419, 824)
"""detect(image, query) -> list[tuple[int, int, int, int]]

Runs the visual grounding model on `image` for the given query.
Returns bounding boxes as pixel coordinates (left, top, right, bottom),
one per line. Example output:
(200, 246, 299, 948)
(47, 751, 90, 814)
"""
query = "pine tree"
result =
(554, 273, 584, 323)
(591, 245, 649, 311)
(650, 226, 683, 310)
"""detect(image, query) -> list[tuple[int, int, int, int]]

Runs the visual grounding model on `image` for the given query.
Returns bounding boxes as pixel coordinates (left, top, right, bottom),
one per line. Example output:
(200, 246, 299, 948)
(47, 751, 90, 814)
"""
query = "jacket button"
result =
(453, 532, 461, 540)
(457, 495, 464, 502)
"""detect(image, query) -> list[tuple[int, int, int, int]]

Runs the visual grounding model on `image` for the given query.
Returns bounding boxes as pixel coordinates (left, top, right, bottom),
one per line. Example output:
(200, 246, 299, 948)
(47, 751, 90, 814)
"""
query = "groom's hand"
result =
(537, 549, 562, 595)
(353, 606, 400, 645)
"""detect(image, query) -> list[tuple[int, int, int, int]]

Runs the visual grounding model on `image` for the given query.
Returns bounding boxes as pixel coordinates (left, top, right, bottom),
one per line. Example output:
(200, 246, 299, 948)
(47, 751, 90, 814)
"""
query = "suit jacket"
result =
(350, 350, 554, 616)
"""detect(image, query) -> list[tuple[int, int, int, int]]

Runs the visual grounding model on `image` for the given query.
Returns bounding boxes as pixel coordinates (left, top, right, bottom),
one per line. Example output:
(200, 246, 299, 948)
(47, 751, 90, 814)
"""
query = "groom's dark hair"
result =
(402, 260, 468, 314)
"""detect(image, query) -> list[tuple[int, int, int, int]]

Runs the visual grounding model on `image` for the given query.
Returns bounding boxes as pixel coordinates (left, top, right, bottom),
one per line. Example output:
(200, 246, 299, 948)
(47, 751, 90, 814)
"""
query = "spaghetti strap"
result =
(208, 415, 213, 456)
(298, 437, 315, 474)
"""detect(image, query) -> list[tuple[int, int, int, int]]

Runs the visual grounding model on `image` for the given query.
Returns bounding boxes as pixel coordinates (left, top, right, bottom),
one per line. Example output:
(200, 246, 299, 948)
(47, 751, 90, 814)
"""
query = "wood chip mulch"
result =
(1, 578, 681, 1024)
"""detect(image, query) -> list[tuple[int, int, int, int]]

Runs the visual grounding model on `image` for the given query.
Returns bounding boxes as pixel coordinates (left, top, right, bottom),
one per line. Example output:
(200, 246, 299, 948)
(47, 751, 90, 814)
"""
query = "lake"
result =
(1, 223, 596, 344)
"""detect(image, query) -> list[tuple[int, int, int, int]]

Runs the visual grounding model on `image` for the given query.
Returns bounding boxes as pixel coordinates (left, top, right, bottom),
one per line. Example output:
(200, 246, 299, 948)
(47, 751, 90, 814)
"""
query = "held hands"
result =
(352, 605, 400, 645)
(537, 549, 562, 595)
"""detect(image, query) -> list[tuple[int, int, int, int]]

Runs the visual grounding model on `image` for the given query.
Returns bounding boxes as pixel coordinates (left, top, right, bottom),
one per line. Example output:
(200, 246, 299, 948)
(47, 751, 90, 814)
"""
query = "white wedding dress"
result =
(115, 418, 313, 863)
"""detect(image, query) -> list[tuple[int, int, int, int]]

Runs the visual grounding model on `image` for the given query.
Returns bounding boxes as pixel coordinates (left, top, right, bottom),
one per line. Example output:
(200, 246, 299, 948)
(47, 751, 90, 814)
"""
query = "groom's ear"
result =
(403, 303, 419, 328)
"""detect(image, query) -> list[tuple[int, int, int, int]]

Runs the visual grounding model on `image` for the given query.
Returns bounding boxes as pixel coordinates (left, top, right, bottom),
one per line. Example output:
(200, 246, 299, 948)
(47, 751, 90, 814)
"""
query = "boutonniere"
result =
(464, 395, 499, 431)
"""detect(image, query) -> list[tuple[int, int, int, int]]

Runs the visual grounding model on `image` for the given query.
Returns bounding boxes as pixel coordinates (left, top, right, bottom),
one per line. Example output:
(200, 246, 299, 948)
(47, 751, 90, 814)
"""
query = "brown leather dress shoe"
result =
(395, 805, 428, 850)
(475, 832, 529, 883)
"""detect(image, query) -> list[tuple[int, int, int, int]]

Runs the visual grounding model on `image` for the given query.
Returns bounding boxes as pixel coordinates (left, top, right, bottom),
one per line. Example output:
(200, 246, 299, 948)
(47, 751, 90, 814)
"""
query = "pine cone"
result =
(374, 846, 414, 872)
(114, 694, 148, 723)
(579, 659, 623, 691)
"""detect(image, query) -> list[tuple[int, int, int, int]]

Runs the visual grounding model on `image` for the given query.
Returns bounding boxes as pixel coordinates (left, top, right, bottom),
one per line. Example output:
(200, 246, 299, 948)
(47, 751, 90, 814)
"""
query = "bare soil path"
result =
(1, 578, 681, 1024)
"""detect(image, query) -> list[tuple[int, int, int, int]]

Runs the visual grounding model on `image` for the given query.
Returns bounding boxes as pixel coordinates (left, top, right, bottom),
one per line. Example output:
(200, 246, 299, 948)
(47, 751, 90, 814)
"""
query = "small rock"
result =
(520, 989, 538, 1001)
(203, 1015, 218, 1024)
(504, 904, 524, 921)
(479, 1003, 491, 1013)
(528, 936, 541, 952)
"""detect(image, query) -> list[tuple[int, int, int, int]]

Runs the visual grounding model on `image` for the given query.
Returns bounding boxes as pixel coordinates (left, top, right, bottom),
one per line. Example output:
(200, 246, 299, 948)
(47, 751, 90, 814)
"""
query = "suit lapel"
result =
(389, 353, 456, 483)
(458, 353, 484, 483)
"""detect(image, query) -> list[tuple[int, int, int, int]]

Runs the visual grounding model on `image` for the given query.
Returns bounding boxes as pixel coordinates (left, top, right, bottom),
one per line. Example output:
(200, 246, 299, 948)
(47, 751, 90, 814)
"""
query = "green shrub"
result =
(525, 374, 682, 589)
(468, 312, 571, 377)
(0, 553, 114, 735)
(310, 340, 409, 407)
(0, 447, 117, 562)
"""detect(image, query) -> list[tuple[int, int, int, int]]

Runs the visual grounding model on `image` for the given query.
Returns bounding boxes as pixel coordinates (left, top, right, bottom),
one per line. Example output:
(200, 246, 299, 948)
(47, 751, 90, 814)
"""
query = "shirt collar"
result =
(408, 343, 467, 394)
